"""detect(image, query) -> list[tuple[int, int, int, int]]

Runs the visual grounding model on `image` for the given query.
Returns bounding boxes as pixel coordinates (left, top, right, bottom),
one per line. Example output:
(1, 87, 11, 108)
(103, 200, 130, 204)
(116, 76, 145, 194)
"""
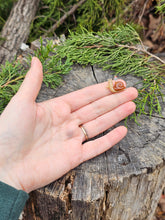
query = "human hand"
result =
(0, 57, 138, 193)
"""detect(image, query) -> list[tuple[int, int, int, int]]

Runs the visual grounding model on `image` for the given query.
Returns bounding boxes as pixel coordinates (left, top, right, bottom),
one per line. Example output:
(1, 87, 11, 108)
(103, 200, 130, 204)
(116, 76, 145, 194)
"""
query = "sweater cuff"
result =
(0, 181, 29, 220)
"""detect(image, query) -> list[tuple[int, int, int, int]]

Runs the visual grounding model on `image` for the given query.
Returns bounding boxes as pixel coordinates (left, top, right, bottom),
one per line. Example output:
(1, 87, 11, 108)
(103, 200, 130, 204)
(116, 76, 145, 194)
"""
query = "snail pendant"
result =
(107, 76, 126, 93)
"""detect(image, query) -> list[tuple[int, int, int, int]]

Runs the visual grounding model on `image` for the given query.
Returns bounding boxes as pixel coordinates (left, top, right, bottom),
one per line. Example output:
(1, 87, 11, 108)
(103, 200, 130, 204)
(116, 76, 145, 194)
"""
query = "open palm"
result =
(0, 57, 138, 193)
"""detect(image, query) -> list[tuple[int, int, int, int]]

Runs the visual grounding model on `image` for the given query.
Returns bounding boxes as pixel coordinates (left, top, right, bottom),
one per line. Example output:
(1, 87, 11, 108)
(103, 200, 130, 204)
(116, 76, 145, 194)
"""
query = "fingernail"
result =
(31, 57, 36, 67)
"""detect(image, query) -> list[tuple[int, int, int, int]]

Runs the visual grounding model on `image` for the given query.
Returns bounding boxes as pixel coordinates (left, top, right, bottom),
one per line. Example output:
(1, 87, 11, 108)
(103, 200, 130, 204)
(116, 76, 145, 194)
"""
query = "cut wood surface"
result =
(22, 65, 165, 220)
(0, 0, 40, 64)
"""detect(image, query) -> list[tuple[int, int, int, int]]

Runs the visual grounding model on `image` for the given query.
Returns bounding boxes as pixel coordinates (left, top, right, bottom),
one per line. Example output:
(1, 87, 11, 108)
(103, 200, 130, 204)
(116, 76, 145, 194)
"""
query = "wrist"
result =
(0, 167, 25, 192)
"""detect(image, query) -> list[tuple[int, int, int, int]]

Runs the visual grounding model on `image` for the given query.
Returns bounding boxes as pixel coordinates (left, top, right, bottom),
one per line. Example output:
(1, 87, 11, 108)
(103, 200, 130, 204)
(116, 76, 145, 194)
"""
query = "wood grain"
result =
(22, 65, 165, 220)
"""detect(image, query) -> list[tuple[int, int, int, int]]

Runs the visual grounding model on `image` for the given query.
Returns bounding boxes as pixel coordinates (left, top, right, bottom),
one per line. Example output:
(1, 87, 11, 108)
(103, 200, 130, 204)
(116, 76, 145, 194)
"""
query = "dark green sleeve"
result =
(0, 181, 29, 220)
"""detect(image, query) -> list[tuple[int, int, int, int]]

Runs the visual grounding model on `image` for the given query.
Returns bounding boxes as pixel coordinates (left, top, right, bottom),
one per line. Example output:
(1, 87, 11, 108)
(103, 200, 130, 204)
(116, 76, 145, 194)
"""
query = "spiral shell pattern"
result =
(107, 79, 126, 93)
(113, 80, 125, 91)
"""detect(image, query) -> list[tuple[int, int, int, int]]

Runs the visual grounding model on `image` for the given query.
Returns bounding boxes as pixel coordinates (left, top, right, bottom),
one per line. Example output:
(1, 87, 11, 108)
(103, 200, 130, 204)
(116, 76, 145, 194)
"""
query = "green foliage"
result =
(0, 25, 165, 121)
(34, 38, 73, 88)
(55, 25, 165, 119)
(156, 0, 165, 15)
(0, 60, 24, 111)
(0, 0, 15, 31)
(0, 38, 72, 114)
(76, 0, 126, 32)
(29, 0, 127, 42)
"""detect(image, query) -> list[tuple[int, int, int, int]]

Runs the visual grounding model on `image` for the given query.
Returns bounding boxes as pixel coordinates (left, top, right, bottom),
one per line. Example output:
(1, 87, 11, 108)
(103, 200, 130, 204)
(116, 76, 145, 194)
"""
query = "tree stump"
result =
(22, 64, 165, 220)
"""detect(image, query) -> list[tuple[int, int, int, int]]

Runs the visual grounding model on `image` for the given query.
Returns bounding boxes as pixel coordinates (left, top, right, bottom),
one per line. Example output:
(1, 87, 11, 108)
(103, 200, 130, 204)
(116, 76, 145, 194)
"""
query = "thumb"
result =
(17, 57, 43, 101)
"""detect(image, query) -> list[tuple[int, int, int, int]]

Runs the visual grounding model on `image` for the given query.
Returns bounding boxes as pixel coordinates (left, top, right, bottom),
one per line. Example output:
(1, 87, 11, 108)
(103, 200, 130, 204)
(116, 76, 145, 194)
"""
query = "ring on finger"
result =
(79, 124, 89, 141)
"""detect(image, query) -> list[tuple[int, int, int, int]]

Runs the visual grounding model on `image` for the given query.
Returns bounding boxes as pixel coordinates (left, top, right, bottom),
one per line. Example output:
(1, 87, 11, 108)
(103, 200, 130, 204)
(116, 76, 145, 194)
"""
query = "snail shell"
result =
(107, 79, 126, 93)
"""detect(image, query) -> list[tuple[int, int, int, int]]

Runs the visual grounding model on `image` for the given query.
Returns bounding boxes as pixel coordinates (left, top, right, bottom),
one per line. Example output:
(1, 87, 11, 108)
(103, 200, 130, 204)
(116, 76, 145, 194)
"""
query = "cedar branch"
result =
(0, 75, 25, 88)
(117, 44, 165, 64)
(81, 43, 165, 64)
(46, 0, 86, 35)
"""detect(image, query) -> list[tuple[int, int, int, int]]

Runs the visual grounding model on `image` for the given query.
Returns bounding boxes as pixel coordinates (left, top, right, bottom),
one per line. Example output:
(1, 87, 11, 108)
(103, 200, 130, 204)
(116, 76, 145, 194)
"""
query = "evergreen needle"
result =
(0, 25, 164, 122)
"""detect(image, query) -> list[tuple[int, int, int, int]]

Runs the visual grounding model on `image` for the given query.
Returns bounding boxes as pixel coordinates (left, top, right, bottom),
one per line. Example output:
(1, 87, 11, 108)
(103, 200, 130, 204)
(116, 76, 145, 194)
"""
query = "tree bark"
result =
(21, 63, 165, 220)
(0, 0, 40, 64)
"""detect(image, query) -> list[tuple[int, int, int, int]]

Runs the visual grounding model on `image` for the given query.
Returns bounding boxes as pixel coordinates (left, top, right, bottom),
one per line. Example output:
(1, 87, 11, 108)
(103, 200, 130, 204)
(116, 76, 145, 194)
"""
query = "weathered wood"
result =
(22, 65, 165, 220)
(0, 0, 40, 64)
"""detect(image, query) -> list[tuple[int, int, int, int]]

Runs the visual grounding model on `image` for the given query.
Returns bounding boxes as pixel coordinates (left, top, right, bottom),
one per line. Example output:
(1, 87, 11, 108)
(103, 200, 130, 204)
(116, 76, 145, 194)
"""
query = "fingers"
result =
(73, 87, 138, 124)
(80, 101, 136, 142)
(82, 126, 127, 162)
(17, 57, 43, 101)
(59, 81, 113, 111)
